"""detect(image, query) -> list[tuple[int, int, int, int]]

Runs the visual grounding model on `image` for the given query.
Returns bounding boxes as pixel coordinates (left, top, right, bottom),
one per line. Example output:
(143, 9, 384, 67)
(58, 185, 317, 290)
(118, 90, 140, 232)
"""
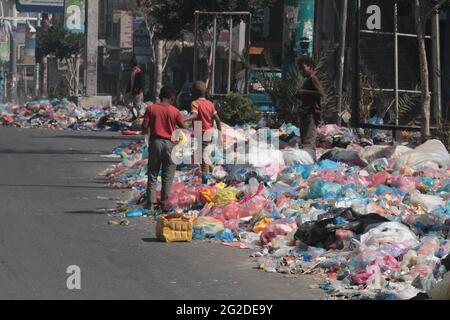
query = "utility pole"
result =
(431, 7, 442, 126)
(10, 4, 18, 101)
(85, 0, 98, 97)
(40, 13, 50, 97)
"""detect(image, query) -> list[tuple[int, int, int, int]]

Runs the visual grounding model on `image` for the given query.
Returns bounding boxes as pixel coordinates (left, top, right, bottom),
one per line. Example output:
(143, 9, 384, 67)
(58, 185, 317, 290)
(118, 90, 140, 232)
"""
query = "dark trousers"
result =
(299, 114, 317, 157)
(147, 138, 177, 209)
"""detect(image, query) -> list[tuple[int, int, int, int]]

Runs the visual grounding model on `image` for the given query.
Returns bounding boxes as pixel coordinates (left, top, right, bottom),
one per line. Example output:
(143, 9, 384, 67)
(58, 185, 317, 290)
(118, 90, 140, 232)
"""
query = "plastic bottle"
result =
(126, 208, 147, 218)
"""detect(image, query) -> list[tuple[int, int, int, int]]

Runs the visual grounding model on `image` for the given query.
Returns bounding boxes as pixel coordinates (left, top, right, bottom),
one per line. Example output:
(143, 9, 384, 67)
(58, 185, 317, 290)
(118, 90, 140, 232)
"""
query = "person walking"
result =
(126, 58, 144, 121)
(142, 86, 187, 211)
(296, 55, 325, 159)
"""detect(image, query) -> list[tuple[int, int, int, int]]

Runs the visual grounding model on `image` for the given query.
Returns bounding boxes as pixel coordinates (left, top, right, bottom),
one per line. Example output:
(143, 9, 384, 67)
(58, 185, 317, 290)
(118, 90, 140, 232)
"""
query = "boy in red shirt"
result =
(142, 86, 187, 211)
(185, 81, 222, 184)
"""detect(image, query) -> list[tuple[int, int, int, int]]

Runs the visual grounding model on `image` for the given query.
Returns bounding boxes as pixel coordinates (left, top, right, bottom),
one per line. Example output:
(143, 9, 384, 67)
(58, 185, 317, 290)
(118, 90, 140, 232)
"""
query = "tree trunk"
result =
(415, 0, 431, 141)
(337, 0, 348, 126)
(153, 40, 163, 102)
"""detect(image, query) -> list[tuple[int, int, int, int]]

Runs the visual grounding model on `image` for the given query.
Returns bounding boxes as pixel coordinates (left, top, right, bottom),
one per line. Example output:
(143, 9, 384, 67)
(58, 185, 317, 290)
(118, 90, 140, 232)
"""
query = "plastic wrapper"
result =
(193, 217, 225, 239)
(360, 222, 419, 248)
(260, 219, 297, 246)
(214, 188, 239, 208)
(282, 148, 315, 166)
(394, 140, 450, 170)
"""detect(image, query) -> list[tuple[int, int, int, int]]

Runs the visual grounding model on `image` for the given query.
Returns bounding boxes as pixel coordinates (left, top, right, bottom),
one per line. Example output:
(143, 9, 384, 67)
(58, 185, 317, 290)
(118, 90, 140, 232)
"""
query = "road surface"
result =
(0, 128, 323, 300)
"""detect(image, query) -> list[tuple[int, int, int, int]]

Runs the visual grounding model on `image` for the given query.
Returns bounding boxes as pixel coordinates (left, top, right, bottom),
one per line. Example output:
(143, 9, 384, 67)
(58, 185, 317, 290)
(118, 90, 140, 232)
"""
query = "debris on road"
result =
(100, 123, 450, 300)
(0, 99, 133, 131)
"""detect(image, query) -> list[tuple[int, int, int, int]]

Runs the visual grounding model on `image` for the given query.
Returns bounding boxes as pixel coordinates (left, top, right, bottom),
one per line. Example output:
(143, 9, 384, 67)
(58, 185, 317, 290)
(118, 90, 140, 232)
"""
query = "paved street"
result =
(0, 128, 322, 300)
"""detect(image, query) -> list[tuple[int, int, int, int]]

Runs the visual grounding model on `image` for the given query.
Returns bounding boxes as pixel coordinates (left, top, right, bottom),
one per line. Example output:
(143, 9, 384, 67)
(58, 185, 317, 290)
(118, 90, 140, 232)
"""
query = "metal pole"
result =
(337, 0, 348, 126)
(193, 12, 199, 82)
(351, 0, 360, 128)
(394, 1, 399, 126)
(245, 14, 251, 95)
(10, 5, 18, 102)
(24, 67, 28, 101)
(227, 16, 233, 94)
(211, 15, 217, 96)
(431, 8, 442, 126)
(10, 26, 17, 102)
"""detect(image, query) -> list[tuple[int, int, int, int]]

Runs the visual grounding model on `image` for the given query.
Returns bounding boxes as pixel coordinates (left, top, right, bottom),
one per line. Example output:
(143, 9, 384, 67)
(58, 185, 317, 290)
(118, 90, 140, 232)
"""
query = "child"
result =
(185, 81, 222, 184)
(142, 86, 187, 211)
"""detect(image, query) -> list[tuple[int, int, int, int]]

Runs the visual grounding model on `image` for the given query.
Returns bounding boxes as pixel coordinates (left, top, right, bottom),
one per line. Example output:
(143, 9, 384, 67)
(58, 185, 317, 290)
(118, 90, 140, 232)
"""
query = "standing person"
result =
(126, 58, 144, 121)
(296, 56, 325, 159)
(185, 81, 222, 184)
(142, 86, 187, 211)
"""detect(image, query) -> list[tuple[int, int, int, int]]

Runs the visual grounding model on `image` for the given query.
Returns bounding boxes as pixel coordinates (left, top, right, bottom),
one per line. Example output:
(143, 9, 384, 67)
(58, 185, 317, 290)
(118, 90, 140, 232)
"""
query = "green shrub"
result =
(216, 93, 262, 125)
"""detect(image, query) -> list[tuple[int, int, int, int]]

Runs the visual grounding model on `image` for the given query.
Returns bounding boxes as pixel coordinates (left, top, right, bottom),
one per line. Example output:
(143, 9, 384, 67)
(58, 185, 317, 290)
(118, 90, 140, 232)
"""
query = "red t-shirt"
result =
(191, 98, 217, 132)
(142, 103, 185, 141)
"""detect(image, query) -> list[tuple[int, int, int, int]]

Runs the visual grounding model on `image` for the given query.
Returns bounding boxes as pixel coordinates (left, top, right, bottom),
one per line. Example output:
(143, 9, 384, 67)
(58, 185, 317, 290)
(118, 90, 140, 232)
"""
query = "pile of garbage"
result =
(101, 124, 450, 300)
(0, 98, 132, 131)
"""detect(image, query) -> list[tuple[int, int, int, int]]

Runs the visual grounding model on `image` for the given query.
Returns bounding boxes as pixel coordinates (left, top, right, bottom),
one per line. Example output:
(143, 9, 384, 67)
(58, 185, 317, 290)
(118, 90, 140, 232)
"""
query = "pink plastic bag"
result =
(164, 184, 197, 210)
(368, 172, 392, 188)
(392, 175, 418, 192)
(260, 219, 297, 245)
(370, 255, 400, 272)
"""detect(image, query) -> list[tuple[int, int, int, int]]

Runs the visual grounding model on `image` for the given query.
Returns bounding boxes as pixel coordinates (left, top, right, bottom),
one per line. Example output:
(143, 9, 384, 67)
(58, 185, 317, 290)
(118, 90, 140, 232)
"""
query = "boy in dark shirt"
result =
(296, 56, 325, 158)
(142, 86, 187, 211)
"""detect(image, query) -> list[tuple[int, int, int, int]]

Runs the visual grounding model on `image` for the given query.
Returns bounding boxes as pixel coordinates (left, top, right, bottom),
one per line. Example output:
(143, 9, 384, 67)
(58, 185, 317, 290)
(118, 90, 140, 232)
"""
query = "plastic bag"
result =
(282, 148, 315, 166)
(253, 217, 273, 233)
(214, 187, 239, 208)
(410, 192, 445, 213)
(193, 217, 224, 238)
(198, 186, 218, 206)
(260, 219, 297, 246)
(214, 228, 235, 242)
(360, 222, 419, 248)
(394, 140, 450, 170)
(392, 175, 418, 193)
(308, 180, 342, 199)
(417, 236, 441, 256)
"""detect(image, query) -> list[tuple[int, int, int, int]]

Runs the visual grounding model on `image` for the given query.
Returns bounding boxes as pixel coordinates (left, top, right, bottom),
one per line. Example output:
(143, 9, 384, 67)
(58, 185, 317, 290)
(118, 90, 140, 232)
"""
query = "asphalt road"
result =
(0, 128, 323, 300)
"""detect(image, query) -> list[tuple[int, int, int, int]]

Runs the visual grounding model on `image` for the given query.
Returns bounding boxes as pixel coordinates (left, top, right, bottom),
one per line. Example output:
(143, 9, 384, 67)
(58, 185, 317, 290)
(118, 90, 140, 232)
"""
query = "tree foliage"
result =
(37, 26, 84, 60)
(216, 93, 262, 125)
(37, 26, 84, 96)
(138, 0, 275, 40)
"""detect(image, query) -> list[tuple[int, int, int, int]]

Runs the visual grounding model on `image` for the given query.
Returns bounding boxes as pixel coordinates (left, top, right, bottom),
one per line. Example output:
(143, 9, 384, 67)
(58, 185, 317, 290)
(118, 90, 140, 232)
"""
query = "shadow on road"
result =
(0, 149, 104, 155)
(75, 160, 120, 164)
(38, 135, 143, 141)
(142, 238, 162, 243)
(0, 183, 109, 189)
(65, 210, 109, 215)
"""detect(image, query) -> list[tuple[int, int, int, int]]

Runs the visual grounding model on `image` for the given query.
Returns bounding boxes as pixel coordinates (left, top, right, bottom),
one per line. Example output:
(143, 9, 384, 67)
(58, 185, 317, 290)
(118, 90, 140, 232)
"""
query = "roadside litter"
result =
(101, 123, 450, 300)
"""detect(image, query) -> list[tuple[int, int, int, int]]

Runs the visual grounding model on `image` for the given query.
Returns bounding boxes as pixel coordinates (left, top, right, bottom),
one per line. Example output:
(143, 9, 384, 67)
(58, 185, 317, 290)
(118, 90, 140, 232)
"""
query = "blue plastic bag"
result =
(214, 228, 235, 242)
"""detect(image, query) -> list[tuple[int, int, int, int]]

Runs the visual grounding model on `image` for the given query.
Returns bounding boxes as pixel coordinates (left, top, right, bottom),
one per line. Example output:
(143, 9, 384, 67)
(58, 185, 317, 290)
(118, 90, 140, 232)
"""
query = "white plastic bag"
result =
(282, 148, 315, 166)
(394, 140, 450, 170)
(410, 192, 445, 213)
(361, 222, 419, 248)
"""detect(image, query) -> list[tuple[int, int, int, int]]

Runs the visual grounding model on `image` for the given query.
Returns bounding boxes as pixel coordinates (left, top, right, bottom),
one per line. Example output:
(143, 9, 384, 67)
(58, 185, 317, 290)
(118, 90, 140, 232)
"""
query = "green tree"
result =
(216, 93, 262, 125)
(137, 0, 274, 92)
(37, 26, 84, 97)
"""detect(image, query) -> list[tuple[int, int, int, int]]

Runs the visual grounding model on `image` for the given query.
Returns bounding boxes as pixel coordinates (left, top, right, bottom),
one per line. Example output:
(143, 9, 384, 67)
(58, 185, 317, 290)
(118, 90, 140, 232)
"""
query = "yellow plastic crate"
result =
(156, 214, 193, 242)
